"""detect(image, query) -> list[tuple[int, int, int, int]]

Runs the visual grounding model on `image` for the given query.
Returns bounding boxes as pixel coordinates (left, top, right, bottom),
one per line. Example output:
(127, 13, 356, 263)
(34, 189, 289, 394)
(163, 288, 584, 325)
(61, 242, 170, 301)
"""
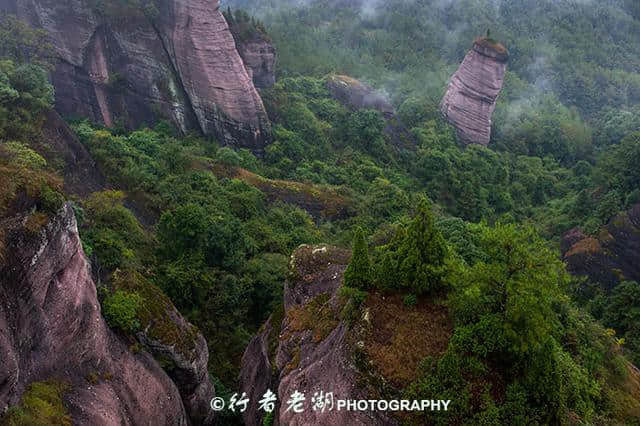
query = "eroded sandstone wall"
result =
(440, 40, 508, 146)
(239, 245, 397, 426)
(0, 205, 187, 424)
(0, 0, 271, 150)
(0, 204, 215, 424)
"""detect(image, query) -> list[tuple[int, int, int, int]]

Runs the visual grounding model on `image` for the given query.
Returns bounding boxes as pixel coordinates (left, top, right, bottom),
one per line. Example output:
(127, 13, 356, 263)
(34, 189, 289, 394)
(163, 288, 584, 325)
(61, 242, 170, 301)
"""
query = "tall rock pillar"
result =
(440, 38, 508, 146)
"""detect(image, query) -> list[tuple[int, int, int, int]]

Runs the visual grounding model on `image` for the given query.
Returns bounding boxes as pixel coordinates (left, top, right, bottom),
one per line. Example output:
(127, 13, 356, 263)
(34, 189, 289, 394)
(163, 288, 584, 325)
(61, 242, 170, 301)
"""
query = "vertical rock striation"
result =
(440, 39, 508, 146)
(0, 204, 216, 424)
(239, 245, 397, 426)
(0, 0, 271, 150)
(226, 15, 276, 89)
(0, 205, 187, 425)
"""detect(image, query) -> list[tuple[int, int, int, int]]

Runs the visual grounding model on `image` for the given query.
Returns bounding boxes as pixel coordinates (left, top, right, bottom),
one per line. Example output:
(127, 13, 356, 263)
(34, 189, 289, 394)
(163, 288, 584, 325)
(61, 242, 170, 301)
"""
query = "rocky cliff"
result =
(239, 245, 399, 426)
(0, 204, 214, 424)
(562, 203, 640, 290)
(226, 12, 276, 89)
(0, 0, 271, 151)
(440, 38, 508, 146)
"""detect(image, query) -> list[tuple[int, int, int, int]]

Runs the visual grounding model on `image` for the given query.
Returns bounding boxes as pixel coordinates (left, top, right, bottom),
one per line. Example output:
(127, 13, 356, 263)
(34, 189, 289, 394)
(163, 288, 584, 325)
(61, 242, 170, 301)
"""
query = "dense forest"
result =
(0, 0, 639, 424)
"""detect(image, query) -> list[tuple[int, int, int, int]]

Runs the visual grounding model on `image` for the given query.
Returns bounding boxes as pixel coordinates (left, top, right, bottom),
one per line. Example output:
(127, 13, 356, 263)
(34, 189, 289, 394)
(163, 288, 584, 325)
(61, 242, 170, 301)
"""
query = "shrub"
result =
(102, 290, 143, 333)
(2, 380, 71, 426)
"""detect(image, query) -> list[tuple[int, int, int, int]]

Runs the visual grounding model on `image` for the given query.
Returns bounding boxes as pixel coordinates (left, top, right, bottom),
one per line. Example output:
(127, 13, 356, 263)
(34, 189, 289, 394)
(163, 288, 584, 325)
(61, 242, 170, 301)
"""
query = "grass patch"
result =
(211, 164, 352, 219)
(1, 380, 71, 426)
(363, 293, 452, 389)
(286, 293, 339, 343)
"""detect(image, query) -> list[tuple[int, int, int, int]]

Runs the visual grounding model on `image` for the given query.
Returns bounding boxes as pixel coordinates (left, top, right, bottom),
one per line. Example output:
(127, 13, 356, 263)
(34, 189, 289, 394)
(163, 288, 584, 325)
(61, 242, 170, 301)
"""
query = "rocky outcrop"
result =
(226, 13, 276, 89)
(211, 165, 353, 221)
(1, 0, 271, 151)
(327, 74, 415, 150)
(562, 204, 640, 290)
(327, 75, 395, 118)
(127, 271, 216, 425)
(236, 38, 276, 89)
(239, 245, 397, 426)
(0, 204, 190, 425)
(440, 38, 508, 146)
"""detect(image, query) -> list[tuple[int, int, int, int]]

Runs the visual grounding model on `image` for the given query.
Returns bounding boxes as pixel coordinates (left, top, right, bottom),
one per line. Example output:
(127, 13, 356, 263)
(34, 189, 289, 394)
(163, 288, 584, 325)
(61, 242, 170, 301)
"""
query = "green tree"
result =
(386, 198, 448, 294)
(344, 227, 372, 290)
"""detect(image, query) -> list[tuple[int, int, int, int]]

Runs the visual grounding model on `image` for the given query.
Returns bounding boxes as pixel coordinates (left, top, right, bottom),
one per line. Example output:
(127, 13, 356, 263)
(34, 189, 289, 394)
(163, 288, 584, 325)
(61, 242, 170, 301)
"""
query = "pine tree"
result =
(395, 198, 448, 294)
(344, 227, 372, 290)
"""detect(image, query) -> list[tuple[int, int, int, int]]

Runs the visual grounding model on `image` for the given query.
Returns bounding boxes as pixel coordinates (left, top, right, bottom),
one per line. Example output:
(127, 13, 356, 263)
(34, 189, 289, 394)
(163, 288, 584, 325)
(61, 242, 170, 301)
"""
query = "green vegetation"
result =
(1, 1, 639, 423)
(2, 380, 71, 426)
(398, 221, 638, 424)
(375, 198, 448, 295)
(343, 227, 372, 290)
(102, 289, 143, 333)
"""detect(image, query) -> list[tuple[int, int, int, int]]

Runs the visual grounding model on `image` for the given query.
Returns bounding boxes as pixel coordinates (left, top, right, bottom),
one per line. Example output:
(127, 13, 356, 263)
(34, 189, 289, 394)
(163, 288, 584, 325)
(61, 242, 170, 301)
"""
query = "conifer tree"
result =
(395, 198, 447, 294)
(344, 227, 372, 290)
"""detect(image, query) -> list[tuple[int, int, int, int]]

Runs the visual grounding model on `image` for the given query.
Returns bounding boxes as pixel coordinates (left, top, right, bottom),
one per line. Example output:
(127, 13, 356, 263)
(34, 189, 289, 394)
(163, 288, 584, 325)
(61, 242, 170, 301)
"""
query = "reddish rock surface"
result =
(562, 203, 640, 290)
(440, 39, 508, 146)
(1, 0, 271, 150)
(239, 245, 397, 426)
(0, 204, 189, 424)
(226, 17, 276, 89)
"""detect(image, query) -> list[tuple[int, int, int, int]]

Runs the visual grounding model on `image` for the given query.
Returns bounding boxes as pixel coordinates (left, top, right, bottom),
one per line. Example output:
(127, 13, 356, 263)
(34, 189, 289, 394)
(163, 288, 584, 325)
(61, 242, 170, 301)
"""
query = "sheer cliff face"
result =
(0, 205, 186, 424)
(440, 40, 508, 146)
(239, 245, 397, 426)
(0, 205, 214, 425)
(1, 0, 271, 150)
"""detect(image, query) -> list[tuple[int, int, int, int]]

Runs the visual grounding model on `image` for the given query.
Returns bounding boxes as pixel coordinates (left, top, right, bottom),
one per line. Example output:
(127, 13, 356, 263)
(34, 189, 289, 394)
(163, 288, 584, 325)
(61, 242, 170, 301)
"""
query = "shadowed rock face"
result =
(239, 245, 397, 426)
(0, 205, 188, 425)
(227, 20, 276, 89)
(440, 40, 508, 146)
(0, 0, 271, 151)
(236, 39, 276, 89)
(40, 110, 106, 197)
(562, 203, 640, 290)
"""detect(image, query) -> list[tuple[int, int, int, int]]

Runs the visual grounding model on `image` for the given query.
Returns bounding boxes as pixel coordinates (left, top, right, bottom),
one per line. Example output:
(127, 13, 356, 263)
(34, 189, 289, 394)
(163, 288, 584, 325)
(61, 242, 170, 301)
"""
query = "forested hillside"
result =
(1, 0, 639, 424)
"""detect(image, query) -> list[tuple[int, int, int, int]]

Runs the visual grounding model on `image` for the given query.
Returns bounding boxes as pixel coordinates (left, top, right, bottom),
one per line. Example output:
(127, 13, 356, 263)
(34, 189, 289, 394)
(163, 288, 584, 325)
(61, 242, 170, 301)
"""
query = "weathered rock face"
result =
(236, 38, 276, 89)
(0, 0, 271, 151)
(562, 203, 640, 290)
(227, 19, 276, 89)
(440, 39, 508, 146)
(0, 204, 188, 425)
(327, 74, 395, 118)
(134, 285, 216, 425)
(239, 245, 397, 426)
